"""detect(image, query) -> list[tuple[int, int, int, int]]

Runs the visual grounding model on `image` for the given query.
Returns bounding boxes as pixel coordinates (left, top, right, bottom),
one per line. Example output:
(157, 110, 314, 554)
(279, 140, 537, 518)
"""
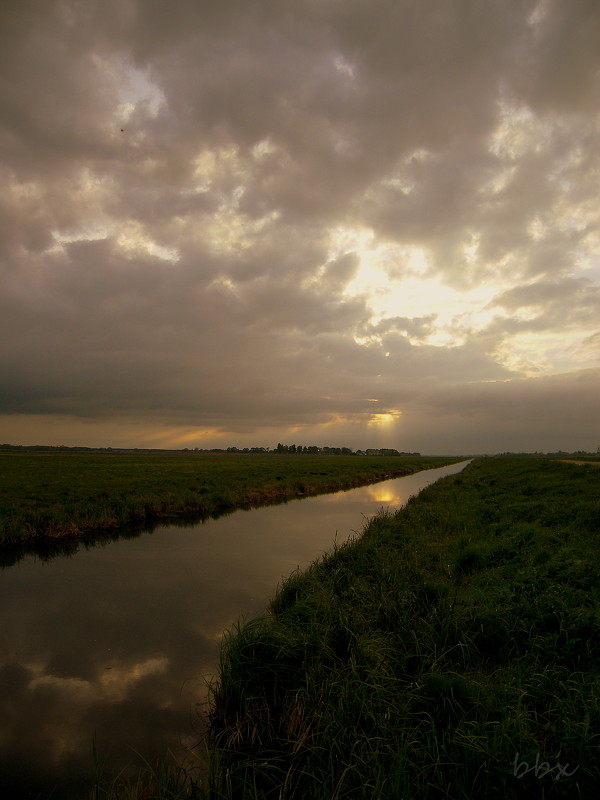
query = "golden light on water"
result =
(365, 484, 402, 504)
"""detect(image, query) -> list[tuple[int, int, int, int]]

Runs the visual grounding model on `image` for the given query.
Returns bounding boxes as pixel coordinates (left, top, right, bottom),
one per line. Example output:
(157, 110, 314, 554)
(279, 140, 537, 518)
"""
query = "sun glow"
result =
(328, 225, 505, 347)
(365, 484, 402, 503)
(366, 410, 403, 434)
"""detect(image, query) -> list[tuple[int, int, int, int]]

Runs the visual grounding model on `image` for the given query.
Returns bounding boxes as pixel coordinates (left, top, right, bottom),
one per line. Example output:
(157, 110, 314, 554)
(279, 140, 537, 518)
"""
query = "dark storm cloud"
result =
(1, 0, 599, 451)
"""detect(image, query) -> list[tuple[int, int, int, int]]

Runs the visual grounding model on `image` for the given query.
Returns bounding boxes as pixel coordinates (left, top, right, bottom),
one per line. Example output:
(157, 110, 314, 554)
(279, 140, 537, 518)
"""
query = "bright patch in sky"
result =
(118, 63, 166, 120)
(2, 0, 600, 454)
(493, 330, 598, 376)
(116, 224, 180, 262)
(333, 226, 499, 346)
(368, 411, 402, 427)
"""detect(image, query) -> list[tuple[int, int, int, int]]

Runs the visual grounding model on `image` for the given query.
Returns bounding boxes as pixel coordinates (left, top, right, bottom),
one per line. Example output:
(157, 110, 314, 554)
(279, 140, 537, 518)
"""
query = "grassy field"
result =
(207, 457, 600, 799)
(0, 451, 457, 550)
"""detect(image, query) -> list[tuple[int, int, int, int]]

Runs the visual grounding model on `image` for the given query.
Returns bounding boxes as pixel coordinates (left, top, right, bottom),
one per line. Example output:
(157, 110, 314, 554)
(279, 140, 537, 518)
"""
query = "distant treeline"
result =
(0, 443, 421, 456)
(494, 450, 600, 458)
(2, 443, 599, 458)
(235, 444, 421, 456)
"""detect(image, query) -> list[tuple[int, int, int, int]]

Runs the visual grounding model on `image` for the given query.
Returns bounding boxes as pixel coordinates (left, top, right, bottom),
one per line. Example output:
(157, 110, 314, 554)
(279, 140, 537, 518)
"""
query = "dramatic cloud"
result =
(1, 0, 599, 452)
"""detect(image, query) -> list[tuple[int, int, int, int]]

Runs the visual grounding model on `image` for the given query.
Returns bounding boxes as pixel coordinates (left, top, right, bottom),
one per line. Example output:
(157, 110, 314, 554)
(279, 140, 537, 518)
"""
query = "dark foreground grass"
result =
(207, 458, 600, 799)
(90, 748, 206, 800)
(0, 451, 455, 552)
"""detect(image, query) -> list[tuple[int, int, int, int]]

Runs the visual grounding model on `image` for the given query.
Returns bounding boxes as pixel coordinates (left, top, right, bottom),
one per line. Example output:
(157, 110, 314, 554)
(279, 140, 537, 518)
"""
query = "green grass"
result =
(89, 745, 206, 800)
(0, 451, 457, 551)
(207, 458, 600, 798)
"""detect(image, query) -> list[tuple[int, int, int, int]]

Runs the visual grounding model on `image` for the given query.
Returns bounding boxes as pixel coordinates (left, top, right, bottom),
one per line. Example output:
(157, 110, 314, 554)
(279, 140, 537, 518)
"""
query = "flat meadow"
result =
(3, 452, 598, 798)
(0, 450, 456, 550)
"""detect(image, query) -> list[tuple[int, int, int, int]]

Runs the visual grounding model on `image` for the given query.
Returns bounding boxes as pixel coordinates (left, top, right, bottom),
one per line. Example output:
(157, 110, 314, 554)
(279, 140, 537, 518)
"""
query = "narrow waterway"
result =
(0, 460, 469, 798)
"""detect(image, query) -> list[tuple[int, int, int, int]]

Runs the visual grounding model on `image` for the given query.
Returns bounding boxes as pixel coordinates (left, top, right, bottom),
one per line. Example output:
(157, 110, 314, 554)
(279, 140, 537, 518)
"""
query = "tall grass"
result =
(90, 746, 205, 800)
(207, 458, 600, 798)
(0, 451, 458, 553)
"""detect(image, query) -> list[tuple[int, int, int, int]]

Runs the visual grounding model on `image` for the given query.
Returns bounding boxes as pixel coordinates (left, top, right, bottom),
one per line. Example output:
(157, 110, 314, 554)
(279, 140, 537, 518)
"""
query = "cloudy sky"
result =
(1, 0, 599, 454)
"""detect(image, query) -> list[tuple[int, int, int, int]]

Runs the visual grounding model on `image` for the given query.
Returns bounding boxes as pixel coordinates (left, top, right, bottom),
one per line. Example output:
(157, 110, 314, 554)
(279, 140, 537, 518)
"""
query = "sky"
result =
(1, 0, 599, 454)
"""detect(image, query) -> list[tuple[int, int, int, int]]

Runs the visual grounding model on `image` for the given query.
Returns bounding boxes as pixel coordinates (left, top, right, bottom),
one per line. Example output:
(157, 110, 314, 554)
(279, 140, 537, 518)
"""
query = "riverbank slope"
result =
(208, 457, 600, 798)
(0, 452, 458, 550)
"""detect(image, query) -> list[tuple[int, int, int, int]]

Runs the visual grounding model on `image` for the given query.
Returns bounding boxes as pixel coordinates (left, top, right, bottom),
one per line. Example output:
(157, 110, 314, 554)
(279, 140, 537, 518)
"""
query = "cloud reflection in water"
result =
(0, 462, 468, 797)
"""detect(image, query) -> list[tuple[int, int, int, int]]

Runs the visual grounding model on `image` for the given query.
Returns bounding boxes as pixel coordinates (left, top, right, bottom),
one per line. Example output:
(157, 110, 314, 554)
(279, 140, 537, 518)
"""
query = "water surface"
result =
(0, 460, 469, 797)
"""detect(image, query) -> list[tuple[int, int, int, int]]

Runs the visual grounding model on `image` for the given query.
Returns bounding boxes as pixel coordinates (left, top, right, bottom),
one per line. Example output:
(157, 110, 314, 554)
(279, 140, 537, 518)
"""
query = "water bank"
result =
(0, 452, 460, 551)
(0, 461, 467, 799)
(208, 458, 600, 798)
